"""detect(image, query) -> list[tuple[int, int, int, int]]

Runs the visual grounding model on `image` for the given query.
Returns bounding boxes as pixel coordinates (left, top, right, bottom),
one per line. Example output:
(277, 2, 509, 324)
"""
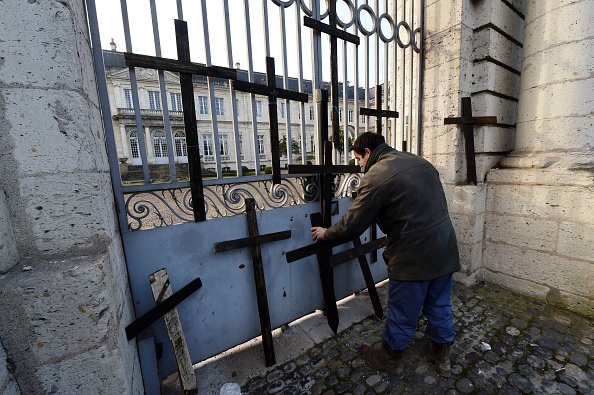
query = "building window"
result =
(148, 91, 161, 110)
(215, 97, 224, 116)
(198, 96, 208, 114)
(201, 135, 213, 158)
(152, 131, 168, 158)
(174, 131, 187, 157)
(219, 135, 229, 156)
(239, 135, 243, 154)
(256, 101, 262, 117)
(348, 110, 353, 123)
(129, 131, 140, 158)
(309, 135, 315, 152)
(124, 89, 133, 108)
(360, 114, 365, 124)
(170, 92, 182, 112)
(339, 109, 343, 122)
(309, 106, 314, 121)
(280, 102, 285, 118)
(257, 135, 265, 155)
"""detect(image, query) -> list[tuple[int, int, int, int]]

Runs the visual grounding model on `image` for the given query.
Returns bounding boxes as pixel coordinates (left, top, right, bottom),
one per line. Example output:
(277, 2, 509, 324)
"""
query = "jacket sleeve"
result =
(324, 175, 383, 243)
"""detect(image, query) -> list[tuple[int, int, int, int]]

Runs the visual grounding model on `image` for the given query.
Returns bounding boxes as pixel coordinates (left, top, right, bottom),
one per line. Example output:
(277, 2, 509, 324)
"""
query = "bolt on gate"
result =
(87, 0, 424, 391)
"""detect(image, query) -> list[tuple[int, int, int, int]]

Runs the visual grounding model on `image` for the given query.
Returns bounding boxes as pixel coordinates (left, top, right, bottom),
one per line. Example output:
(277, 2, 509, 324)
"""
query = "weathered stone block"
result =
(0, 191, 18, 273)
(485, 214, 558, 251)
(426, 0, 463, 35)
(472, 62, 521, 98)
(0, 254, 138, 394)
(486, 179, 594, 221)
(557, 222, 594, 262)
(471, 93, 518, 126)
(472, 28, 523, 71)
(523, 1, 593, 56)
(474, 0, 525, 43)
(483, 241, 594, 297)
(482, 270, 550, 299)
(2, 89, 108, 175)
(17, 172, 113, 257)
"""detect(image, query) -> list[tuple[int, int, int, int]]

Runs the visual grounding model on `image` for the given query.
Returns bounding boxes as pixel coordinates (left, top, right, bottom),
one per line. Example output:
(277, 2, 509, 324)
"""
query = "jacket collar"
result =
(364, 143, 393, 173)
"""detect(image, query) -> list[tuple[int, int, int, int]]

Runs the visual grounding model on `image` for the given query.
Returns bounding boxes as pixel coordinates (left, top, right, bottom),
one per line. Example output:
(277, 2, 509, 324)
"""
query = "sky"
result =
(94, 0, 390, 84)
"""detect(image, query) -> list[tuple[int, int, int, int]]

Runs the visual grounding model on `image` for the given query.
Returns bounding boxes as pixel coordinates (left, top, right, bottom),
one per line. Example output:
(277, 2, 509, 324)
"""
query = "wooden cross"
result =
(304, 0, 359, 147)
(125, 275, 203, 341)
(444, 97, 497, 185)
(359, 85, 399, 261)
(212, 198, 291, 367)
(124, 20, 237, 221)
(360, 85, 399, 135)
(125, 269, 202, 394)
(233, 57, 308, 184)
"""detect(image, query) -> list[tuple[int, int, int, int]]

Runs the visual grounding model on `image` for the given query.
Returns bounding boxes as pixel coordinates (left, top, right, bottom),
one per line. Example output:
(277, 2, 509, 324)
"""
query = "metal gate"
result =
(86, 0, 423, 386)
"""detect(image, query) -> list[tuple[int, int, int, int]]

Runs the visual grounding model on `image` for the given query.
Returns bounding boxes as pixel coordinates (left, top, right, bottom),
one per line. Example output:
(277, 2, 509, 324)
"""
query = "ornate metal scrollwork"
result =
(125, 175, 323, 231)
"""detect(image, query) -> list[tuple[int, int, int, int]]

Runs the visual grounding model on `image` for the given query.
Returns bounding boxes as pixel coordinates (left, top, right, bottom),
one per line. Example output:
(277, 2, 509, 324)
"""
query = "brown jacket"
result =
(325, 144, 461, 281)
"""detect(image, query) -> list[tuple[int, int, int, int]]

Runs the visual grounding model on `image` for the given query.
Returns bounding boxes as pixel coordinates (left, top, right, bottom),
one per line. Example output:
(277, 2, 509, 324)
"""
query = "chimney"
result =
(110, 38, 117, 52)
(235, 62, 240, 69)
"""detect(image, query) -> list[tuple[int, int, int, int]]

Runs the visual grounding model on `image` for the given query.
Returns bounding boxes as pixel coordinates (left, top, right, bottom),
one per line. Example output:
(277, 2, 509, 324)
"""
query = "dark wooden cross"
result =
(233, 57, 308, 184)
(124, 20, 237, 221)
(287, 132, 383, 332)
(359, 85, 399, 262)
(444, 97, 497, 185)
(125, 275, 203, 341)
(212, 198, 291, 367)
(304, 0, 359, 147)
(360, 85, 399, 135)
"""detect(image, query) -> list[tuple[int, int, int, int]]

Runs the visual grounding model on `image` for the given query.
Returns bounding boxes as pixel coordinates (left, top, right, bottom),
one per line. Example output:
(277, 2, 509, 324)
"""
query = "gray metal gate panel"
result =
(125, 198, 387, 377)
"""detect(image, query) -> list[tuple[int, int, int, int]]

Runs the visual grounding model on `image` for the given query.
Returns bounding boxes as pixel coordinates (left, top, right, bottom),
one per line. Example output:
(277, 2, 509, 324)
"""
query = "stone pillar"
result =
(502, 0, 594, 169)
(0, 0, 143, 392)
(484, 1, 594, 316)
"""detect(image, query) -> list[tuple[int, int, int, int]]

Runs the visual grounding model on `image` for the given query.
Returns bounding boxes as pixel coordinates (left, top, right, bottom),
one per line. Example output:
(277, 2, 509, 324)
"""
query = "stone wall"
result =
(483, 0, 594, 316)
(0, 0, 142, 393)
(422, 0, 526, 285)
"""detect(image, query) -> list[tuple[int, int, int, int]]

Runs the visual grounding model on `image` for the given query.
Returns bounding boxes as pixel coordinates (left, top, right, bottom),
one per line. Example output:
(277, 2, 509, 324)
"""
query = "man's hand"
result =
(311, 227, 327, 242)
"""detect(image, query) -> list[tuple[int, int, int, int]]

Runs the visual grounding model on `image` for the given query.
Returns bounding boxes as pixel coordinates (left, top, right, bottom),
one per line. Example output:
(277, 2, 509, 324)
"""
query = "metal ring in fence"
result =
(271, 0, 295, 8)
(377, 13, 396, 43)
(412, 27, 422, 53)
(396, 20, 412, 48)
(335, 0, 356, 29)
(356, 4, 377, 36)
(297, 0, 329, 20)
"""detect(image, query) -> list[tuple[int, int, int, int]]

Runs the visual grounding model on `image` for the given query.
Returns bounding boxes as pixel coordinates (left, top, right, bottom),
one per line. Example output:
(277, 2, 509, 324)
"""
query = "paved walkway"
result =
(165, 281, 594, 394)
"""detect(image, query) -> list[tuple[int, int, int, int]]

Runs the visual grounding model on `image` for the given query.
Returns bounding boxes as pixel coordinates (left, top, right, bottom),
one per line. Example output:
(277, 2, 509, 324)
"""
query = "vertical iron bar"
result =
(175, 20, 206, 222)
(401, 0, 407, 150)
(353, 13, 360, 141)
(409, 0, 415, 153)
(391, 0, 398, 148)
(364, 0, 370, 134)
(279, 5, 293, 165)
(294, 4, 308, 164)
(342, 38, 349, 163)
(86, 0, 129, 234)
(200, 0, 223, 179)
(120, 0, 150, 183)
(383, 0, 390, 137)
(243, 0, 260, 176)
(222, 0, 242, 175)
(416, 0, 425, 156)
(149, 0, 177, 182)
(311, 0, 324, 164)
(329, 0, 340, 152)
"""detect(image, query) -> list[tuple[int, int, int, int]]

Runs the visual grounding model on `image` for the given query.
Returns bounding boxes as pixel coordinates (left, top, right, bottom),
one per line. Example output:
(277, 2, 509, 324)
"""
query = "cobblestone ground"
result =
(242, 282, 594, 395)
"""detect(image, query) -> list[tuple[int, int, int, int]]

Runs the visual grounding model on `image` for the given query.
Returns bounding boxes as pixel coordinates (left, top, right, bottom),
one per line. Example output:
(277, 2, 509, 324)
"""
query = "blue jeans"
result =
(381, 273, 455, 351)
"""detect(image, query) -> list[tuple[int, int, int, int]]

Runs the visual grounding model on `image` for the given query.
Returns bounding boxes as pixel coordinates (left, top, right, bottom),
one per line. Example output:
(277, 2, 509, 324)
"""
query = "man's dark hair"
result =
(349, 132, 386, 155)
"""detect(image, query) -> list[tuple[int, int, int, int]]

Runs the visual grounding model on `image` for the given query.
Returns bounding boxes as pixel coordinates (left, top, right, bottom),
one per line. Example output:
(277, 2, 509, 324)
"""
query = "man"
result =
(311, 132, 460, 379)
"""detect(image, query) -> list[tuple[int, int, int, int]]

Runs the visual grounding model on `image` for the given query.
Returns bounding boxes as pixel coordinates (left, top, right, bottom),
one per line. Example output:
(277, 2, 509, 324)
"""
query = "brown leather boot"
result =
(361, 340, 404, 379)
(428, 340, 451, 377)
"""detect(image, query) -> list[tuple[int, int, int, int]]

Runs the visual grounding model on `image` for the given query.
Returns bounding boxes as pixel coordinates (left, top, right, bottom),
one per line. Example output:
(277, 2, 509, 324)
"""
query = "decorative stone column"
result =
(484, 0, 594, 316)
